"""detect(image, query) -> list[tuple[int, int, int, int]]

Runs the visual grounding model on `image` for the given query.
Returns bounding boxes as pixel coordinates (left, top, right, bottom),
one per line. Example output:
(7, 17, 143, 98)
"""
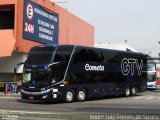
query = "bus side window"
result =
(54, 50, 65, 62)
(51, 46, 73, 84)
(54, 47, 73, 62)
(54, 54, 65, 62)
(51, 72, 64, 84)
(73, 48, 88, 64)
(73, 48, 104, 64)
(88, 49, 102, 63)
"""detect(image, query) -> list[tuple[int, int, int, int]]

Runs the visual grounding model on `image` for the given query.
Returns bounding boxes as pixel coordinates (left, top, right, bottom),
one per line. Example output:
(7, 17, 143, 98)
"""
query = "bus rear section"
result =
(15, 45, 147, 103)
(66, 46, 147, 100)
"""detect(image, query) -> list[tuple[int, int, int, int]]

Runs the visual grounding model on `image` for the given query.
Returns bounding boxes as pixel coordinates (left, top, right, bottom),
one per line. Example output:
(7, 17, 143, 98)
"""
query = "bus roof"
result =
(31, 44, 145, 56)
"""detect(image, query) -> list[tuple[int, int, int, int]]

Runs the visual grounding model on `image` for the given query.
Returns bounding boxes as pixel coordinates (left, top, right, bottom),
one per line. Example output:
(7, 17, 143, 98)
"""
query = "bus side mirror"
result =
(14, 62, 25, 74)
(45, 61, 66, 70)
(45, 62, 59, 69)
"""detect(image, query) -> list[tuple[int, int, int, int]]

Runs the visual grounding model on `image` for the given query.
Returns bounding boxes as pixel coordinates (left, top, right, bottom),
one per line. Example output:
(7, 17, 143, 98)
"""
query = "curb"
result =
(0, 93, 21, 97)
(156, 85, 160, 90)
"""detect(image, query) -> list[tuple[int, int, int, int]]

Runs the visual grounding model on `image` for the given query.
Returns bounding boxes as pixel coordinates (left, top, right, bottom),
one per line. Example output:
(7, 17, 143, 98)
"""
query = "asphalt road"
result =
(0, 90, 160, 120)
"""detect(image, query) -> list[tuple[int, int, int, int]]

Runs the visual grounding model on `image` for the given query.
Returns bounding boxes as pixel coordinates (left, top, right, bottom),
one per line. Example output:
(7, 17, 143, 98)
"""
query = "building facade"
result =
(0, 0, 94, 82)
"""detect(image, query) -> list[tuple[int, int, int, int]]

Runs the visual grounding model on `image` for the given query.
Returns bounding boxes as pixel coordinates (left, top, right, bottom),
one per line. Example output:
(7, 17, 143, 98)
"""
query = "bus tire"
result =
(77, 89, 87, 102)
(131, 86, 137, 96)
(65, 89, 75, 103)
(125, 86, 130, 97)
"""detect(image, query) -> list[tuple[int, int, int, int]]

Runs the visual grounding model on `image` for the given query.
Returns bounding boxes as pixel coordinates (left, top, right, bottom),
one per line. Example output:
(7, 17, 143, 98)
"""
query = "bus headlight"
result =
(41, 88, 52, 94)
(46, 89, 51, 92)
(42, 95, 48, 99)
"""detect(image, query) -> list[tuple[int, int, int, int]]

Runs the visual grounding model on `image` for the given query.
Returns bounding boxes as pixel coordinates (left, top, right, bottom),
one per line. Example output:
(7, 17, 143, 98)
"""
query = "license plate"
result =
(28, 96, 34, 100)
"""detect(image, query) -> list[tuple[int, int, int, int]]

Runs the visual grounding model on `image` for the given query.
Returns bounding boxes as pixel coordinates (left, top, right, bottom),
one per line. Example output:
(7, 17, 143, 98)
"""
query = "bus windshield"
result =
(147, 72, 156, 82)
(147, 63, 156, 71)
(147, 62, 156, 82)
(26, 46, 56, 65)
(23, 45, 74, 86)
(23, 69, 64, 86)
(23, 70, 50, 86)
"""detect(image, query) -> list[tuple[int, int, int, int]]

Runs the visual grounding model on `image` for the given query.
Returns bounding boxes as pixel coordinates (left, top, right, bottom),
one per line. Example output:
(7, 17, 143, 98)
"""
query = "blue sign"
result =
(23, 0, 59, 44)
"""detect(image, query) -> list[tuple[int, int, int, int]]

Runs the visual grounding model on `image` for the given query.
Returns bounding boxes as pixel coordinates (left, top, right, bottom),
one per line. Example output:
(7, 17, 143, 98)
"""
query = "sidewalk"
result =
(157, 85, 160, 90)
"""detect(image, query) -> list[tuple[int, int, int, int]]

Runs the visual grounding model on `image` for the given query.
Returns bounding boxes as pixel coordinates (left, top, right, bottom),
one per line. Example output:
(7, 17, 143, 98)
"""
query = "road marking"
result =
(0, 110, 67, 120)
(0, 109, 87, 120)
(133, 96, 145, 99)
(0, 110, 57, 115)
(145, 96, 156, 100)
(133, 96, 160, 100)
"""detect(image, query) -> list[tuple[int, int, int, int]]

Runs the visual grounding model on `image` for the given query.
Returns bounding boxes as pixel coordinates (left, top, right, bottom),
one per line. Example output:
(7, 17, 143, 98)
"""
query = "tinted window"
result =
(0, 8, 14, 29)
(54, 46, 73, 62)
(51, 46, 74, 83)
(51, 69, 66, 84)
(103, 51, 117, 63)
(73, 47, 104, 64)
(73, 48, 88, 64)
(88, 49, 104, 63)
(32, 71, 50, 85)
(147, 63, 156, 71)
(23, 69, 50, 86)
(26, 46, 55, 65)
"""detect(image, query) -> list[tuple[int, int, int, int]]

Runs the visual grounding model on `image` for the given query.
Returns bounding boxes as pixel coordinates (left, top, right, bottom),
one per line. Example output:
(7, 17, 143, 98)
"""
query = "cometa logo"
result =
(85, 64, 104, 71)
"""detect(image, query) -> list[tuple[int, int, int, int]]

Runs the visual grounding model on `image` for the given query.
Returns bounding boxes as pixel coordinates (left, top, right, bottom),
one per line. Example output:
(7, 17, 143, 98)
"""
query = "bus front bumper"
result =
(21, 89, 59, 101)
(147, 84, 157, 89)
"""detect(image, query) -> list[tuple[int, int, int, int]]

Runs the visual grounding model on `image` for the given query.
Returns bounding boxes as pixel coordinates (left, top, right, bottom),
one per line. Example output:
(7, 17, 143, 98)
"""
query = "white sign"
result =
(26, 3, 34, 20)
(121, 58, 143, 76)
(85, 64, 104, 71)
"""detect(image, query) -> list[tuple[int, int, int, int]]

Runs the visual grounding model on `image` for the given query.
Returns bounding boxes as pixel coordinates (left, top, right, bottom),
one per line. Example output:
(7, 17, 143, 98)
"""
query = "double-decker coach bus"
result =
(14, 45, 147, 102)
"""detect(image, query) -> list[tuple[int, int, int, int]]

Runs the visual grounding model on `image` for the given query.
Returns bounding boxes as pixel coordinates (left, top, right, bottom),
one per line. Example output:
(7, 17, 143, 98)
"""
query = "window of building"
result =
(0, 5, 14, 29)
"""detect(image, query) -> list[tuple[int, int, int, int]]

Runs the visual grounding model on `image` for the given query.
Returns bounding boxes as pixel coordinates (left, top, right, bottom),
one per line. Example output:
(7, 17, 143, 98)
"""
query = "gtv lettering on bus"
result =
(121, 58, 143, 76)
(85, 64, 104, 71)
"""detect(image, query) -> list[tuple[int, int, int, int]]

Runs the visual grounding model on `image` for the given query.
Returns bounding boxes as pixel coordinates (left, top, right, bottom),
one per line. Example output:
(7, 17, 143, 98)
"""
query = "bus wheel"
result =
(77, 89, 87, 102)
(65, 89, 75, 103)
(131, 86, 137, 96)
(125, 86, 130, 97)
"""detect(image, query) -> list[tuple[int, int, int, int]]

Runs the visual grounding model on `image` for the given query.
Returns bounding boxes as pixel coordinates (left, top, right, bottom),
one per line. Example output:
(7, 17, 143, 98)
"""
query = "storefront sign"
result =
(23, 0, 59, 44)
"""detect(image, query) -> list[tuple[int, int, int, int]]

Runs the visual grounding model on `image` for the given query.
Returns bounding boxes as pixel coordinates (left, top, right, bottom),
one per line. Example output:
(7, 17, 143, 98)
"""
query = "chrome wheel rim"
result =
(132, 87, 136, 95)
(66, 91, 73, 102)
(126, 88, 130, 96)
(78, 91, 85, 100)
